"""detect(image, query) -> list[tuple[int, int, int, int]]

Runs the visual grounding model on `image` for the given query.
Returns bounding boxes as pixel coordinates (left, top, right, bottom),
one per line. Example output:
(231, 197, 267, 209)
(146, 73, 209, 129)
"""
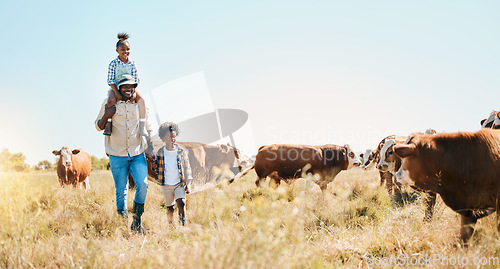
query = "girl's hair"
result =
(116, 33, 129, 48)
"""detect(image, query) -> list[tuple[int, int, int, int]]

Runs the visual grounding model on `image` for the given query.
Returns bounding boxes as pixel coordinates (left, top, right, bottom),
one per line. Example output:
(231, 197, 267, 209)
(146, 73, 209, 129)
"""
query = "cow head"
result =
(394, 133, 439, 192)
(481, 110, 497, 129)
(220, 144, 230, 153)
(425, 129, 437, 135)
(493, 111, 500, 129)
(343, 144, 361, 169)
(52, 146, 80, 169)
(219, 143, 249, 172)
(376, 139, 397, 172)
(360, 149, 376, 170)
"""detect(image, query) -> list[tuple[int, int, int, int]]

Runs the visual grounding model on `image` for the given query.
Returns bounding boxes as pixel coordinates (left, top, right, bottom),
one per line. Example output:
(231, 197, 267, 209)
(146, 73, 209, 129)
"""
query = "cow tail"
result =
(228, 165, 255, 184)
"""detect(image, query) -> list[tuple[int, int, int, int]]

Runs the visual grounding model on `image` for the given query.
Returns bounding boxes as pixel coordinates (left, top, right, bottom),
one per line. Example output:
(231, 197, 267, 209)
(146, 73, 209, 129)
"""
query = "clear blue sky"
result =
(1, 1, 499, 165)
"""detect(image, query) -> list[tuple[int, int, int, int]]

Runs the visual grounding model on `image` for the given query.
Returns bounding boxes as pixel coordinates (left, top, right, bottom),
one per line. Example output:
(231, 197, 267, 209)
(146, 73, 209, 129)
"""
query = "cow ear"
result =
(480, 119, 486, 126)
(360, 153, 364, 158)
(220, 144, 229, 153)
(52, 150, 61, 156)
(394, 144, 416, 158)
(72, 149, 81, 154)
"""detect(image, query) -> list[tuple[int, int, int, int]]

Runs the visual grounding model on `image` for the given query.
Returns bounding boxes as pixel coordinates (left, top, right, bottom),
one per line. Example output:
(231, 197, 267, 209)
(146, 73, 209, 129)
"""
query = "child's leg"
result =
(176, 198, 186, 226)
(161, 185, 176, 224)
(104, 89, 116, 136)
(135, 91, 148, 136)
(106, 89, 117, 108)
(166, 205, 175, 224)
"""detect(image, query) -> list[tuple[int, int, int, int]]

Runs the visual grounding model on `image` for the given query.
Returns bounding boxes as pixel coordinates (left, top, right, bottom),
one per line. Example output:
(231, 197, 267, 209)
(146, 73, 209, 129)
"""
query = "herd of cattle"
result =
(52, 110, 500, 243)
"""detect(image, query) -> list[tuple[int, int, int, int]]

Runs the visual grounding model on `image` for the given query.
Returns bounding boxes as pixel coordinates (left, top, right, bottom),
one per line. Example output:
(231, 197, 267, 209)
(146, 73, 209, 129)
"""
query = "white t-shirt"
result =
(163, 147, 181, 186)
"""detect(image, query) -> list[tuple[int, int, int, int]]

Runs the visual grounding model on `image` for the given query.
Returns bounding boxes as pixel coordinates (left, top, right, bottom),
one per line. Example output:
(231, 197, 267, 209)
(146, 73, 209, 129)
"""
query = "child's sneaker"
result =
(180, 216, 186, 226)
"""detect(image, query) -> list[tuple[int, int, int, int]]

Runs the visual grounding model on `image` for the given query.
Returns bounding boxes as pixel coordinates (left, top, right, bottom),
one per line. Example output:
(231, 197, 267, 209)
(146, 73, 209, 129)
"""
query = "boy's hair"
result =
(158, 122, 180, 138)
(116, 32, 129, 48)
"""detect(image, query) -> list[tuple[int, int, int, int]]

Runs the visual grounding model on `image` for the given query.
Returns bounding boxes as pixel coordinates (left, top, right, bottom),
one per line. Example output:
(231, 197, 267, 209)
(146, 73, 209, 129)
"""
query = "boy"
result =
(154, 122, 193, 226)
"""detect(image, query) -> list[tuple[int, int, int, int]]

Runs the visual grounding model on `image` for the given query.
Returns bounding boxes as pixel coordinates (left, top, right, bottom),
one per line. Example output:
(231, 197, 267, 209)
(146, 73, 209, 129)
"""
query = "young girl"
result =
(104, 32, 147, 136)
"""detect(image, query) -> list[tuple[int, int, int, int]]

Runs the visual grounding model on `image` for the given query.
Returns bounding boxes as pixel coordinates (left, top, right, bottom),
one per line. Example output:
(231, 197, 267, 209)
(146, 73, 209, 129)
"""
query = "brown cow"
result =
(245, 144, 361, 191)
(129, 142, 247, 188)
(178, 142, 248, 183)
(394, 129, 500, 242)
(52, 146, 91, 189)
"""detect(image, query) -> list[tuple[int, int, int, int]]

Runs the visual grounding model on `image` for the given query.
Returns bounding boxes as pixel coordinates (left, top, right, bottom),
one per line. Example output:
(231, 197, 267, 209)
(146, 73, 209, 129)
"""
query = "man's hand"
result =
(145, 143, 154, 161)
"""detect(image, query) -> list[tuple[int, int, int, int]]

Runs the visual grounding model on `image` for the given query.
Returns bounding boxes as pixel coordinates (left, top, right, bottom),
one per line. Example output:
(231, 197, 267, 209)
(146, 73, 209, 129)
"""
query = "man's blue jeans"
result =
(109, 153, 149, 211)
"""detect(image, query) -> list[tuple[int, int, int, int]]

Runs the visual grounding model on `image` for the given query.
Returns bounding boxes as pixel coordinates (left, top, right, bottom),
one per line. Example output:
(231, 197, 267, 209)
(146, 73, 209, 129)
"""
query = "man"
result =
(95, 74, 154, 234)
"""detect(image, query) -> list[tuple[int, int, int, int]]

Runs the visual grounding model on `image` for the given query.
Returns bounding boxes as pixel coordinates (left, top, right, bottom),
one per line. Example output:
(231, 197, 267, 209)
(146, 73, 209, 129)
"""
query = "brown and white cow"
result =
(376, 131, 437, 221)
(245, 144, 361, 191)
(360, 149, 376, 170)
(394, 129, 500, 242)
(374, 135, 407, 196)
(52, 146, 91, 189)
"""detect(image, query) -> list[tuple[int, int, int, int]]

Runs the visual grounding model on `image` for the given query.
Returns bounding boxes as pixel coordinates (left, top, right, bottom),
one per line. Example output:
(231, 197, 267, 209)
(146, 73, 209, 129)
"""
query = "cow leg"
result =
(73, 174, 79, 189)
(423, 192, 437, 222)
(255, 177, 265, 187)
(496, 197, 500, 233)
(319, 183, 328, 192)
(84, 176, 90, 190)
(383, 172, 393, 196)
(379, 171, 385, 187)
(268, 172, 282, 188)
(460, 215, 478, 244)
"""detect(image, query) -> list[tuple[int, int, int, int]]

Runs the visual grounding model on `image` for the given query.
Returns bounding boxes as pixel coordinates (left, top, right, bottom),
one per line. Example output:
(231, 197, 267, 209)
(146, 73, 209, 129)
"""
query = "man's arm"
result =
(144, 107, 156, 160)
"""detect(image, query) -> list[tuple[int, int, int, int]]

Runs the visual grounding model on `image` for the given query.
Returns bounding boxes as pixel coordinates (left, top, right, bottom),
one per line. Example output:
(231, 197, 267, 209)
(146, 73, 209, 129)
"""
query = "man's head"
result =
(117, 74, 137, 100)
(158, 122, 180, 149)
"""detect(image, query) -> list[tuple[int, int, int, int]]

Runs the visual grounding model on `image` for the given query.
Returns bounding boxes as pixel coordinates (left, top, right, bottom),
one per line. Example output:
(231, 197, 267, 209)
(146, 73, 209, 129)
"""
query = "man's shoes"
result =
(130, 202, 147, 234)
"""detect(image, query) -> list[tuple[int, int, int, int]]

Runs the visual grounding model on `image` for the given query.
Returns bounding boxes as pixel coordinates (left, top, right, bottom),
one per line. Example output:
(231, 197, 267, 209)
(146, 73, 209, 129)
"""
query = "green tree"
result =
(0, 148, 30, 172)
(35, 160, 53, 171)
(91, 156, 110, 170)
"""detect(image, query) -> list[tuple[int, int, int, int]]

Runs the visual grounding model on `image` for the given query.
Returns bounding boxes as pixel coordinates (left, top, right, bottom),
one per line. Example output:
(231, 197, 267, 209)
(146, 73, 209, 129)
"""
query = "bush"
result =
(0, 148, 30, 172)
(35, 160, 54, 171)
(90, 156, 110, 170)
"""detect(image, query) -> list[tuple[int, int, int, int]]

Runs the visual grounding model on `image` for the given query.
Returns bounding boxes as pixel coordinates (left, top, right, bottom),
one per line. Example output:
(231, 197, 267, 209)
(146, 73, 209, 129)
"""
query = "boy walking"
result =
(154, 122, 193, 226)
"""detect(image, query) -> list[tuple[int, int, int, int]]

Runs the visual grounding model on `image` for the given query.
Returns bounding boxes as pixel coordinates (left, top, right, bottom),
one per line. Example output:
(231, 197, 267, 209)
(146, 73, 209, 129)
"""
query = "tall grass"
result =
(0, 169, 499, 268)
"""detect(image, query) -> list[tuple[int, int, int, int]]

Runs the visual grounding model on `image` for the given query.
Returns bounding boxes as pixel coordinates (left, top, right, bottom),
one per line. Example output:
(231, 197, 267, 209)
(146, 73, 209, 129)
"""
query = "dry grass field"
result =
(1, 169, 499, 268)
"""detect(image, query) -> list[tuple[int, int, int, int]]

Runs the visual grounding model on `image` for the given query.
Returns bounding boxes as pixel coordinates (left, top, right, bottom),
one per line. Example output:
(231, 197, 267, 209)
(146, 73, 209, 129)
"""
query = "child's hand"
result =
(185, 184, 191, 194)
(103, 105, 116, 120)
